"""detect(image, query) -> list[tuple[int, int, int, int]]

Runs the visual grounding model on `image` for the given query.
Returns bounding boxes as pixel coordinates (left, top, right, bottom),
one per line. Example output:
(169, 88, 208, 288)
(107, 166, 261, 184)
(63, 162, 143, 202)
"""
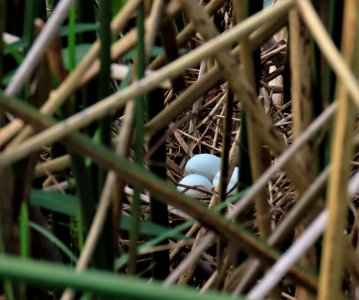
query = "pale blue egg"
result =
(212, 167, 239, 195)
(177, 174, 213, 198)
(185, 154, 221, 181)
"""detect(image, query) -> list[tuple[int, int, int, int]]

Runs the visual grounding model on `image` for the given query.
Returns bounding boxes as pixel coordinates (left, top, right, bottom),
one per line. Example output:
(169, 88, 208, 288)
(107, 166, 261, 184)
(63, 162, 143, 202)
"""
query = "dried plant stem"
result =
(146, 1, 171, 280)
(213, 90, 234, 287)
(247, 211, 327, 300)
(234, 1, 275, 296)
(0, 120, 23, 147)
(289, 9, 313, 139)
(169, 223, 201, 260)
(234, 0, 272, 241)
(144, 0, 164, 58)
(177, 228, 208, 285)
(34, 155, 70, 178)
(289, 7, 317, 299)
(187, 60, 206, 150)
(165, 233, 215, 286)
(318, 0, 358, 298)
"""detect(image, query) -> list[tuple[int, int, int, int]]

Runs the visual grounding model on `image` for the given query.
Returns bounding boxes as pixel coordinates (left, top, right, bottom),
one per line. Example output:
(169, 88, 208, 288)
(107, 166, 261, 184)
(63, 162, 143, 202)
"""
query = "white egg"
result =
(177, 174, 213, 198)
(185, 154, 221, 181)
(212, 167, 239, 195)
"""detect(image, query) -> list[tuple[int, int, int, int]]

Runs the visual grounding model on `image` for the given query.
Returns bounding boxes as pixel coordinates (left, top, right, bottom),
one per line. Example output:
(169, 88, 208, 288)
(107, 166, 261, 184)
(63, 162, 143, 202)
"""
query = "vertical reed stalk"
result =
(0, 0, 3, 87)
(23, 0, 41, 48)
(289, 6, 317, 299)
(234, 0, 277, 297)
(94, 0, 115, 271)
(147, 1, 175, 279)
(235, 0, 271, 239)
(129, 2, 146, 274)
(0, 167, 16, 300)
(0, 0, 4, 127)
(318, 0, 358, 298)
(311, 0, 343, 169)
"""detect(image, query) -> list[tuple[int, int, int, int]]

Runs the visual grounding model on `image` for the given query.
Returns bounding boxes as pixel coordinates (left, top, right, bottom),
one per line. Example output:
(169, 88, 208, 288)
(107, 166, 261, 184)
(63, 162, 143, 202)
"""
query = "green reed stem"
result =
(93, 0, 115, 271)
(0, 255, 242, 300)
(129, 2, 146, 275)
